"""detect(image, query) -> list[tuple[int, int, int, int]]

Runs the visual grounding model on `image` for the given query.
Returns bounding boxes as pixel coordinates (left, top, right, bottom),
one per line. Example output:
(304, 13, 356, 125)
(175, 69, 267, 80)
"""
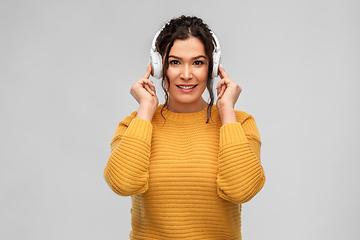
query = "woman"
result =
(104, 15, 265, 239)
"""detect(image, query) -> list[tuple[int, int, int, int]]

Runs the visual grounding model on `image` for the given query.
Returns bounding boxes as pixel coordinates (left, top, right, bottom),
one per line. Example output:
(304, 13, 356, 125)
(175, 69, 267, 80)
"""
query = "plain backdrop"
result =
(1, 0, 359, 239)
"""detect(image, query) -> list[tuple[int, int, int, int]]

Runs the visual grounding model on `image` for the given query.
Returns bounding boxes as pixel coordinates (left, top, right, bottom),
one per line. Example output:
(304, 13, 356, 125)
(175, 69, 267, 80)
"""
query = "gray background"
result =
(1, 0, 359, 239)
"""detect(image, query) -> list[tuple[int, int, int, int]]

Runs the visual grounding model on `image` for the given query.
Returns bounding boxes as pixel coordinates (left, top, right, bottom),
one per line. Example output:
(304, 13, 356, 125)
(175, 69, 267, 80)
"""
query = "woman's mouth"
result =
(177, 85, 197, 89)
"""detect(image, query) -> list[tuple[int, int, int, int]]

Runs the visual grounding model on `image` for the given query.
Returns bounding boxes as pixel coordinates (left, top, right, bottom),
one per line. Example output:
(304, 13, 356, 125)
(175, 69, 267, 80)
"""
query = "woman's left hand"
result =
(216, 65, 242, 110)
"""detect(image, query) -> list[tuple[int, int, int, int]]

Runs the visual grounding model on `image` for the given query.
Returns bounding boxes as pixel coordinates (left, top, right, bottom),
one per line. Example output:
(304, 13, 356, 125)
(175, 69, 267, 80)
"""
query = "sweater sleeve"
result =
(217, 113, 265, 204)
(104, 112, 152, 196)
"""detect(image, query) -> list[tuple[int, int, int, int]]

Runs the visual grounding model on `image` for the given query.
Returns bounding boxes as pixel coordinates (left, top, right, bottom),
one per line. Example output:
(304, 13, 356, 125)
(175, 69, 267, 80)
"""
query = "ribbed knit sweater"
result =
(104, 105, 265, 240)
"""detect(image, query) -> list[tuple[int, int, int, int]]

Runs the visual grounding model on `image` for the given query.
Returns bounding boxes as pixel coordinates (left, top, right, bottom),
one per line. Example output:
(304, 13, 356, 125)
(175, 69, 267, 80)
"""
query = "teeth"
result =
(178, 85, 196, 89)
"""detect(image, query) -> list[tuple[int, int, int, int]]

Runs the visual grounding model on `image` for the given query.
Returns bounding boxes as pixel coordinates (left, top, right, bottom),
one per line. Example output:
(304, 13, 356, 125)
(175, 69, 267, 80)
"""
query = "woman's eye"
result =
(194, 61, 203, 66)
(170, 60, 180, 65)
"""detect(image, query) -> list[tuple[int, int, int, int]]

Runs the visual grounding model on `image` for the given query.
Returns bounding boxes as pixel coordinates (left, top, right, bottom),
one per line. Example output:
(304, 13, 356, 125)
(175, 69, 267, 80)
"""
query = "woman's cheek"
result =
(166, 67, 179, 82)
(195, 67, 208, 82)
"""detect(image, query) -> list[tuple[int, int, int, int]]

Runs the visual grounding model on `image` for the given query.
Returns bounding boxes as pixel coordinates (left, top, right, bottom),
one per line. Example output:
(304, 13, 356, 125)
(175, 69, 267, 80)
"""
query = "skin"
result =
(130, 37, 242, 125)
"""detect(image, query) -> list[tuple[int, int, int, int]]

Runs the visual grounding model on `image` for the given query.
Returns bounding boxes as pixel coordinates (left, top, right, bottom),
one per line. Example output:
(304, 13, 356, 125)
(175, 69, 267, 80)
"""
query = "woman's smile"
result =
(176, 84, 198, 93)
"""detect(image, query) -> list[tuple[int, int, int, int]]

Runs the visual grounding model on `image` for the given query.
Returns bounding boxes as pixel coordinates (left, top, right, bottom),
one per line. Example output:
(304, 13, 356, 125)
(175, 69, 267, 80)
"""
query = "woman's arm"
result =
(215, 65, 265, 203)
(217, 113, 265, 204)
(104, 65, 158, 196)
(104, 114, 152, 196)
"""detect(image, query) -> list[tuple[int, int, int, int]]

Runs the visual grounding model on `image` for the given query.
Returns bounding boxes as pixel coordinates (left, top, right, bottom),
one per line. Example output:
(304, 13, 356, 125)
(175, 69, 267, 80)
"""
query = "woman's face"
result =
(165, 37, 209, 113)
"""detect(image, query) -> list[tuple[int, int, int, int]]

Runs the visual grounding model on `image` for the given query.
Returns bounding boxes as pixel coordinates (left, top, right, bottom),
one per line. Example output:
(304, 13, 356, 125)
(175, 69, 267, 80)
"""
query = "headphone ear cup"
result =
(150, 50, 163, 79)
(212, 51, 221, 79)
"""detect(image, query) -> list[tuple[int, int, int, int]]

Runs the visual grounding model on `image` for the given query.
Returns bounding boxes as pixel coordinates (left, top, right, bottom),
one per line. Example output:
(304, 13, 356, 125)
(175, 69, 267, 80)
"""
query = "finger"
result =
(218, 64, 229, 79)
(143, 64, 152, 79)
(143, 83, 155, 96)
(216, 78, 223, 90)
(217, 83, 226, 99)
(148, 81, 156, 94)
(216, 78, 226, 91)
(142, 79, 156, 95)
(139, 78, 155, 88)
(217, 75, 234, 91)
(216, 83, 222, 98)
(219, 69, 223, 79)
(219, 84, 226, 99)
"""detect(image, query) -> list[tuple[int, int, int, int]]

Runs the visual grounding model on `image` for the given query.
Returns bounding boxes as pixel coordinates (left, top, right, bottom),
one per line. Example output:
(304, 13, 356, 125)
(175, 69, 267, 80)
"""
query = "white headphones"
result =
(150, 28, 221, 79)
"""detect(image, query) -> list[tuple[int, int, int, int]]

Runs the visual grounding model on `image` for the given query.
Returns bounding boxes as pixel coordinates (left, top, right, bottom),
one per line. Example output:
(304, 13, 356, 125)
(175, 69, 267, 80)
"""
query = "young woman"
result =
(104, 15, 265, 240)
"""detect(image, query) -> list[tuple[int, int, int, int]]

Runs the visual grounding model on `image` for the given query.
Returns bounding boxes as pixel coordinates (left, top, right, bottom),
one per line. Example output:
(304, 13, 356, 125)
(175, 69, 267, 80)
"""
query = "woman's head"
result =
(155, 15, 217, 121)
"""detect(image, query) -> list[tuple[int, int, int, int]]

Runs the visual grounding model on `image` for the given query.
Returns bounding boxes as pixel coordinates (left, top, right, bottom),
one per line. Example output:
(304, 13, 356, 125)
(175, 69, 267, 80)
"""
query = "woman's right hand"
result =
(130, 64, 159, 122)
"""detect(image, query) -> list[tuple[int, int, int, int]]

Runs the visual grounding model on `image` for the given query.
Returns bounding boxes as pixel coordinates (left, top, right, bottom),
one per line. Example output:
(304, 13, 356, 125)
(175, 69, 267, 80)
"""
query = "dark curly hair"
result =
(155, 15, 217, 123)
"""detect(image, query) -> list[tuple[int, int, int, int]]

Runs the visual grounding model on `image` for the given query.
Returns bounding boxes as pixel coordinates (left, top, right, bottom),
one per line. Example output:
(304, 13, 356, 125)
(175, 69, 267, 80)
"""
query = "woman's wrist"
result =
(219, 106, 237, 125)
(136, 103, 156, 122)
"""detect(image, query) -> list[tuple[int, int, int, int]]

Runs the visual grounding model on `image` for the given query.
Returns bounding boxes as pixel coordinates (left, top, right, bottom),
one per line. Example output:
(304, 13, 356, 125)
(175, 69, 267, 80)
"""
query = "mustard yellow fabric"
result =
(104, 105, 265, 240)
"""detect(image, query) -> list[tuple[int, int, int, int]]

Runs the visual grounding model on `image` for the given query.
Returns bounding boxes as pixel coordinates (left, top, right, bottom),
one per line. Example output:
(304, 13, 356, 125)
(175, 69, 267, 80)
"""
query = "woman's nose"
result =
(180, 65, 193, 80)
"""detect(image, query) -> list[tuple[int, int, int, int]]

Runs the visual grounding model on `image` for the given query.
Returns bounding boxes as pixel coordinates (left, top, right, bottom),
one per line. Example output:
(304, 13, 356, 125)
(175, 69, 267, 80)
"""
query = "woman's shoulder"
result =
(118, 105, 162, 127)
(212, 105, 254, 124)
(110, 111, 138, 148)
(118, 111, 138, 127)
(234, 110, 254, 123)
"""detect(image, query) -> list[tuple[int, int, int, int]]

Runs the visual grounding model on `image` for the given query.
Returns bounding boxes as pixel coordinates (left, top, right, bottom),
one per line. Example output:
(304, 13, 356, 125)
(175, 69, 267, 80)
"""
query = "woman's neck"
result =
(166, 98, 208, 113)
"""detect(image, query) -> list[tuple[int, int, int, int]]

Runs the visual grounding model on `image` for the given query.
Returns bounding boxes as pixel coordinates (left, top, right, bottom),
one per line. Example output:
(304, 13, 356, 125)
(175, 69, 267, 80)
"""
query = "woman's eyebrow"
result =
(168, 55, 207, 60)
(193, 55, 207, 60)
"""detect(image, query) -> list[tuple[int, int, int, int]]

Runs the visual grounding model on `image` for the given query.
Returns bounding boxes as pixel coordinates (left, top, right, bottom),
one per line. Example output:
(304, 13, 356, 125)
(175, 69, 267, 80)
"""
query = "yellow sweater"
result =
(104, 105, 265, 240)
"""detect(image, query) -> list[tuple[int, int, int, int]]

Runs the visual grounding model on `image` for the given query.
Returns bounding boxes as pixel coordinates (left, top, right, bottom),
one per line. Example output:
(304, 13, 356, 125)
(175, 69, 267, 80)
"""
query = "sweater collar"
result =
(154, 104, 211, 123)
